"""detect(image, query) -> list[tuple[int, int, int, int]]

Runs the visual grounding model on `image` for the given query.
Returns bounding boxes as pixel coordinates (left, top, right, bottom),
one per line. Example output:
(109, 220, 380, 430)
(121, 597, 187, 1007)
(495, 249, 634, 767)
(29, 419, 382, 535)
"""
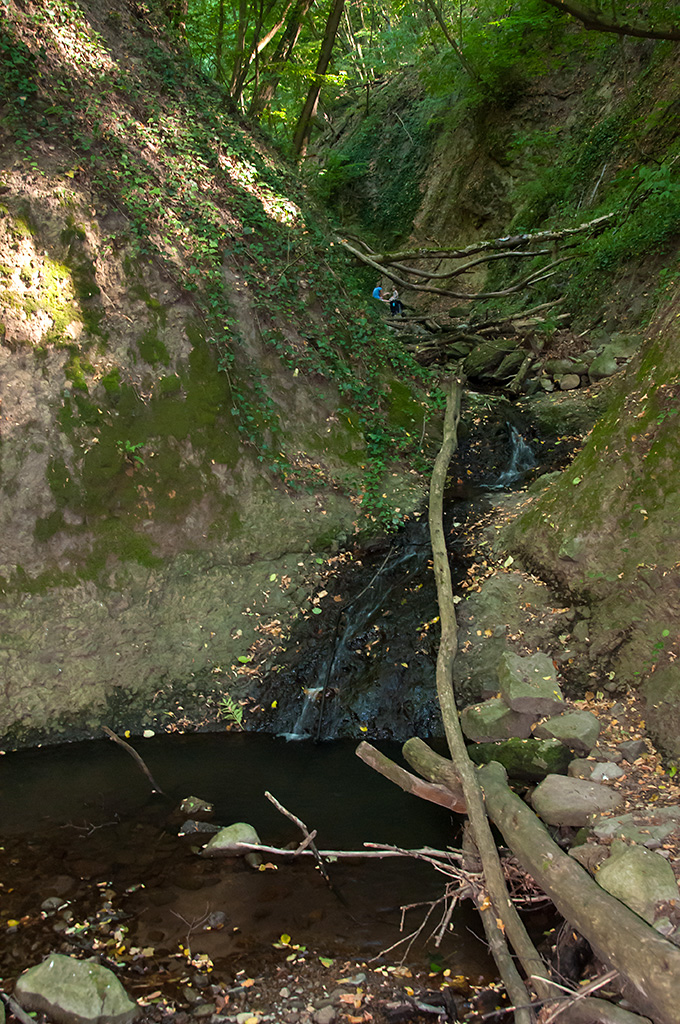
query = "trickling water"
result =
(279, 686, 323, 740)
(489, 423, 537, 489)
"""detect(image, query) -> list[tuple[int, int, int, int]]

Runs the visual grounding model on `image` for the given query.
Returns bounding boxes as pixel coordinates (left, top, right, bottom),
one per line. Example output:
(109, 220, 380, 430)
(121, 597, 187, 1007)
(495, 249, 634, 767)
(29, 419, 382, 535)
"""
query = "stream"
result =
(0, 421, 549, 1002)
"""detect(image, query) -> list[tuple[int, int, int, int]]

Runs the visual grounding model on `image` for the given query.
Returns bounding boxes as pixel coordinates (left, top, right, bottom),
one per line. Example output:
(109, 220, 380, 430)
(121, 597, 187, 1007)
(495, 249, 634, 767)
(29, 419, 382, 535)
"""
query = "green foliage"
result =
(218, 690, 245, 728)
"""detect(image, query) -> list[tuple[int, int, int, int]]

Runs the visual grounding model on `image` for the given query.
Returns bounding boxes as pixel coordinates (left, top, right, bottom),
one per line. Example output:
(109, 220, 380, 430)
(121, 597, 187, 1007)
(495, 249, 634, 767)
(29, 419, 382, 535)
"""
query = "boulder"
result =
(461, 698, 536, 742)
(202, 822, 262, 867)
(595, 840, 679, 923)
(533, 709, 601, 754)
(588, 348, 618, 381)
(463, 338, 519, 380)
(14, 953, 138, 1024)
(531, 775, 623, 826)
(617, 739, 647, 763)
(497, 651, 565, 716)
(467, 737, 572, 781)
(559, 374, 581, 391)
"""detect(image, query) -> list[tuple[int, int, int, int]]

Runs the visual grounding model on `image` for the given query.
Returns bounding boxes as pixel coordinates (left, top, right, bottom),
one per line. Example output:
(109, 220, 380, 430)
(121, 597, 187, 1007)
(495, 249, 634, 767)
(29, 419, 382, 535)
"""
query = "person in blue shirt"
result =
(372, 283, 386, 301)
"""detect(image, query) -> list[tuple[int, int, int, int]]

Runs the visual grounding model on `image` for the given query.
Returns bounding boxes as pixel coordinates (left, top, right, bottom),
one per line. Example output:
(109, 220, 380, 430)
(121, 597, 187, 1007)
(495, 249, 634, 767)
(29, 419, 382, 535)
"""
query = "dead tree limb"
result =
(356, 740, 465, 811)
(476, 760, 680, 1024)
(363, 213, 616, 264)
(265, 790, 333, 887)
(427, 375, 549, 1023)
(102, 725, 166, 796)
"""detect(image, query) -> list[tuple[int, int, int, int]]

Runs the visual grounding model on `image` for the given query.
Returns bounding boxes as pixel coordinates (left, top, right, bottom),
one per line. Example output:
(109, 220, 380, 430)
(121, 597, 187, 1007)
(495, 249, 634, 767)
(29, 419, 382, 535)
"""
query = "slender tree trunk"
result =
(292, 0, 346, 158)
(249, 0, 314, 118)
(215, 0, 226, 81)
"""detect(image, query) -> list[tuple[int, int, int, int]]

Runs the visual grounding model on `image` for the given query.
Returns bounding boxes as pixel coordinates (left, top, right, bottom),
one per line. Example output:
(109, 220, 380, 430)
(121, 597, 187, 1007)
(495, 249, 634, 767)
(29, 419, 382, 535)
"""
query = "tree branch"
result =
(540, 0, 680, 40)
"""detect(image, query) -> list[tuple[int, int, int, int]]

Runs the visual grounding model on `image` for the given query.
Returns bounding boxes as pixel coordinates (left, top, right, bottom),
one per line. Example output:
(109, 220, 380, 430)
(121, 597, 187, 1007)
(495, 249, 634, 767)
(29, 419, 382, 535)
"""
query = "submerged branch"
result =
(102, 725, 166, 796)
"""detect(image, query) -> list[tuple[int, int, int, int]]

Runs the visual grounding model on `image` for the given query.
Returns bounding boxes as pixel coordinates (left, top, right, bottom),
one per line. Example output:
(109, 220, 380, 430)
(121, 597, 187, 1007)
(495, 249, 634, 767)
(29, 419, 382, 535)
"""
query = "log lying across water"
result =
(402, 738, 680, 1024)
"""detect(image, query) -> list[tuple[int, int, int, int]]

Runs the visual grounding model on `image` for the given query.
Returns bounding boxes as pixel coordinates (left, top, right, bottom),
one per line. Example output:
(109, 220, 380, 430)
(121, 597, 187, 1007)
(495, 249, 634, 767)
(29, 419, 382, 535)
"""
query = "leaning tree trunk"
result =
(402, 737, 680, 1024)
(292, 0, 345, 158)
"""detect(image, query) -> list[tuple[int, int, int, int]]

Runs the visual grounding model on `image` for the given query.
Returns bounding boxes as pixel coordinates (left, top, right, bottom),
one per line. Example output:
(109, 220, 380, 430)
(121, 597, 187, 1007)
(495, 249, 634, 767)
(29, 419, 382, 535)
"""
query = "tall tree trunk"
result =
(215, 0, 226, 81)
(292, 0, 345, 159)
(249, 0, 314, 118)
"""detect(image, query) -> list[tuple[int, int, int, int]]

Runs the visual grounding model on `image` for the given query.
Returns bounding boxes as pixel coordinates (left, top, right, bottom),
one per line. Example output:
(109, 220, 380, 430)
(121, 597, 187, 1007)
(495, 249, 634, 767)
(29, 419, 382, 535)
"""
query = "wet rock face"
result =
(500, 290, 680, 754)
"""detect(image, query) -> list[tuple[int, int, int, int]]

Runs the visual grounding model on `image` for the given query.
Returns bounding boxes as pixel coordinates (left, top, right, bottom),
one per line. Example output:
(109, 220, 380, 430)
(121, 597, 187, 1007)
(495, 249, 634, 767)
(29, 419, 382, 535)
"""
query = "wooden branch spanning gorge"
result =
(337, 213, 616, 302)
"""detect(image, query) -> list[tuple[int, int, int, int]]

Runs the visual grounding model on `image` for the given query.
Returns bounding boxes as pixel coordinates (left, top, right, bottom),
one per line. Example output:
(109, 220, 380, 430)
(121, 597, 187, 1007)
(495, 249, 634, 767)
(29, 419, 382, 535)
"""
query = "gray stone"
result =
(559, 374, 581, 391)
(567, 758, 594, 779)
(590, 762, 624, 782)
(14, 953, 138, 1024)
(591, 812, 678, 847)
(497, 651, 565, 716)
(202, 822, 262, 864)
(534, 709, 601, 754)
(608, 332, 643, 359)
(179, 796, 214, 818)
(467, 737, 572, 781)
(596, 840, 679, 923)
(463, 338, 519, 380)
(568, 843, 609, 873)
(461, 698, 536, 742)
(313, 1007, 337, 1024)
(588, 349, 618, 381)
(531, 775, 623, 826)
(617, 739, 647, 763)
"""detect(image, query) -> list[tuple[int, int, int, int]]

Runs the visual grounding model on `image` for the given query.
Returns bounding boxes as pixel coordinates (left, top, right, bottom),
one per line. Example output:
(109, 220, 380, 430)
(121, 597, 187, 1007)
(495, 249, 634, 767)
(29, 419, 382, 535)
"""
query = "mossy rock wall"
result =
(501, 285, 680, 754)
(0, 176, 425, 747)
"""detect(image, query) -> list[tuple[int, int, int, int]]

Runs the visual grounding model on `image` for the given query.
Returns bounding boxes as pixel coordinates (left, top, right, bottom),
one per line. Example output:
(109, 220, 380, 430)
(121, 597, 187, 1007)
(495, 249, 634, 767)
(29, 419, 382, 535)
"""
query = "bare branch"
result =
(540, 0, 680, 40)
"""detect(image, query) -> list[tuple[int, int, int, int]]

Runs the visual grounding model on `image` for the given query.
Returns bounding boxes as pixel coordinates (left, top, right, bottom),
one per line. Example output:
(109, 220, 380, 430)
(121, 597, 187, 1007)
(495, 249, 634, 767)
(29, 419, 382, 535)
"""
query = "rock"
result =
(617, 739, 647, 763)
(588, 349, 618, 381)
(493, 349, 526, 381)
(595, 747, 623, 763)
(179, 796, 214, 819)
(591, 812, 678, 847)
(531, 775, 623, 826)
(178, 820, 220, 836)
(569, 843, 609, 873)
(608, 332, 643, 359)
(202, 823, 262, 868)
(467, 737, 572, 782)
(590, 762, 625, 782)
(313, 1007, 337, 1024)
(14, 952, 139, 1024)
(595, 840, 679, 923)
(453, 573, 570, 704)
(567, 758, 594, 779)
(461, 698, 536, 742)
(497, 651, 565, 716)
(559, 374, 581, 391)
(533, 709, 601, 754)
(463, 338, 519, 380)
(41, 895, 66, 913)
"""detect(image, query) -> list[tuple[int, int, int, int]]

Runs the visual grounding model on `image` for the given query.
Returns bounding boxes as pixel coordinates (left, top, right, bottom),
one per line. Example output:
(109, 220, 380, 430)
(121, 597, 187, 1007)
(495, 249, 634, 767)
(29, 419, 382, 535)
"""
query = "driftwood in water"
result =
(355, 740, 465, 812)
(401, 739, 675, 1024)
(102, 725, 166, 796)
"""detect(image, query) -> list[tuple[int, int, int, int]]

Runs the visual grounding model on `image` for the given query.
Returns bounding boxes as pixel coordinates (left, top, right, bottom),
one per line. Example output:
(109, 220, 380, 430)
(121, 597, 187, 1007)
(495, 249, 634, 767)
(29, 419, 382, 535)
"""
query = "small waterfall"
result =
(490, 424, 537, 489)
(279, 687, 323, 741)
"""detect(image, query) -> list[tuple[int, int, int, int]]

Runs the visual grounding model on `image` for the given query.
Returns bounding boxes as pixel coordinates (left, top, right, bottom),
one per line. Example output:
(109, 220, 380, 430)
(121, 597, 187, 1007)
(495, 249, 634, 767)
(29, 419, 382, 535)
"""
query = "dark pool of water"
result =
(0, 734, 494, 990)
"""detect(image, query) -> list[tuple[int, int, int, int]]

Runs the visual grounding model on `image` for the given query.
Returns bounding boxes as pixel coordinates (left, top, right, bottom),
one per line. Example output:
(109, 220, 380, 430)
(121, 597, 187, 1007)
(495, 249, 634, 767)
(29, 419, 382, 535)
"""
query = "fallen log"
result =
(401, 738, 680, 1024)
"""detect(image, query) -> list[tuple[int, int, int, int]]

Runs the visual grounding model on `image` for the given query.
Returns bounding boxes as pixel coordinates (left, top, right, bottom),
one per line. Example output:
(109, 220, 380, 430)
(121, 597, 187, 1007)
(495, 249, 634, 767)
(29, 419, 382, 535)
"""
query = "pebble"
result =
(590, 762, 625, 782)
(313, 1007, 336, 1024)
(279, 987, 291, 998)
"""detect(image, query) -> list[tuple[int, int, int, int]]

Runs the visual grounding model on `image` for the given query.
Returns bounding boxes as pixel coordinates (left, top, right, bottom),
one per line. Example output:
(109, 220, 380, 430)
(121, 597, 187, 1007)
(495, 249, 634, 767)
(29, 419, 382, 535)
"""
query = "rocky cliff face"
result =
(0, 0, 428, 746)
